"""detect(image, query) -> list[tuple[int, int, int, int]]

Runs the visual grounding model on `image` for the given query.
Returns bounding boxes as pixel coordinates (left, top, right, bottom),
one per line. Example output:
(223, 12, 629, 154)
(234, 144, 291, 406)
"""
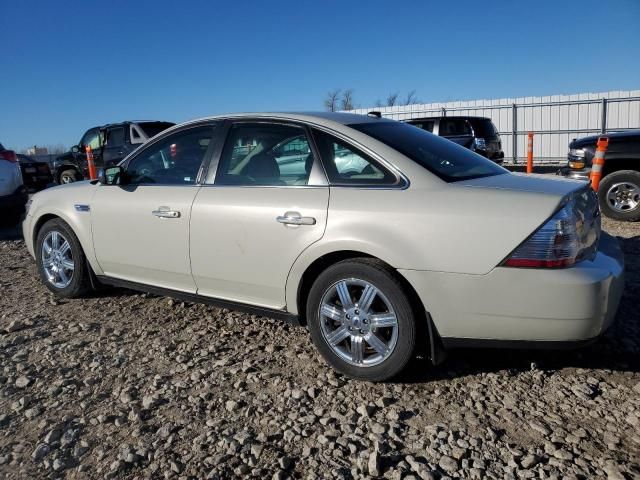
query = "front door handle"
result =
(276, 211, 316, 226)
(152, 207, 181, 219)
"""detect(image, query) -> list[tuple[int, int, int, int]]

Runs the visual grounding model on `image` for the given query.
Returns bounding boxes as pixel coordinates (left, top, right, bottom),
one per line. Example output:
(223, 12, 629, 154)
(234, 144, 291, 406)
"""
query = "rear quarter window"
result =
(139, 122, 175, 139)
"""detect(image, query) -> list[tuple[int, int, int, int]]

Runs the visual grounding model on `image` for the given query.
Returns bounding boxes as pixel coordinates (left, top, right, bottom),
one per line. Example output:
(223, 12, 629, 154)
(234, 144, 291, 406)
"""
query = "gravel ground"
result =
(0, 217, 639, 480)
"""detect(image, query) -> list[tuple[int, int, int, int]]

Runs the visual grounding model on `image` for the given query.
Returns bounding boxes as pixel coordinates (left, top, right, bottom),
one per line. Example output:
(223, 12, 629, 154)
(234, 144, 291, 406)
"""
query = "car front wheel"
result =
(36, 219, 91, 297)
(599, 170, 640, 221)
(59, 169, 80, 184)
(306, 258, 416, 381)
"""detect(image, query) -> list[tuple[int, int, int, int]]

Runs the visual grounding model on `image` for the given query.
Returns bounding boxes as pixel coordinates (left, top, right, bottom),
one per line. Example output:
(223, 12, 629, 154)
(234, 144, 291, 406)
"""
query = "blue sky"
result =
(1, 0, 639, 151)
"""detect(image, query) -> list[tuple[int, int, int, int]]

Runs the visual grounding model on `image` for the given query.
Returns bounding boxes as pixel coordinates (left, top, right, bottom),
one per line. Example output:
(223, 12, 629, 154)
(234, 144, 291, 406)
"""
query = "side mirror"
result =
(100, 166, 125, 185)
(71, 145, 81, 154)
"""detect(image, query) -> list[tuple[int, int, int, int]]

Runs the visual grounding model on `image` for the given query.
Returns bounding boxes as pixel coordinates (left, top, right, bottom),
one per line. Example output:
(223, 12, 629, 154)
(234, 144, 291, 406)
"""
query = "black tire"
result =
(58, 169, 80, 184)
(35, 218, 91, 298)
(306, 258, 416, 382)
(598, 170, 640, 222)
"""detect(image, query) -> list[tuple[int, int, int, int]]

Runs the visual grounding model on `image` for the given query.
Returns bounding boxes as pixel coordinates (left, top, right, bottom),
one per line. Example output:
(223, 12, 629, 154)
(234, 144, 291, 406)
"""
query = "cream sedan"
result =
(23, 113, 624, 381)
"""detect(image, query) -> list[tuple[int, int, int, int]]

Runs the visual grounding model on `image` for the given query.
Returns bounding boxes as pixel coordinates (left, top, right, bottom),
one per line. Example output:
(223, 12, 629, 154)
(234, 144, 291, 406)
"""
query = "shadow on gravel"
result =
(0, 223, 22, 241)
(399, 234, 640, 384)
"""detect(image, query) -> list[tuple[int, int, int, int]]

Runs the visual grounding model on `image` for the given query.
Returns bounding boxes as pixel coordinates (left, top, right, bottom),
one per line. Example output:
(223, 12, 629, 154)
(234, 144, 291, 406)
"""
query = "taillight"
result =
(0, 150, 17, 163)
(504, 190, 600, 268)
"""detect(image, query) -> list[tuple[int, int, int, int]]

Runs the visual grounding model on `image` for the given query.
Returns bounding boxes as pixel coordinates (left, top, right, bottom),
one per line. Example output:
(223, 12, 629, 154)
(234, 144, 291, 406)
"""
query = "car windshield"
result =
(351, 121, 507, 182)
(139, 122, 175, 139)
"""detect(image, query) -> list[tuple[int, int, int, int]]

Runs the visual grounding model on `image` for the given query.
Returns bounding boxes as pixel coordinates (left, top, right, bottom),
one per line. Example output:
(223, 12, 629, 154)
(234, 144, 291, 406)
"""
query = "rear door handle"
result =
(276, 211, 316, 226)
(152, 207, 180, 219)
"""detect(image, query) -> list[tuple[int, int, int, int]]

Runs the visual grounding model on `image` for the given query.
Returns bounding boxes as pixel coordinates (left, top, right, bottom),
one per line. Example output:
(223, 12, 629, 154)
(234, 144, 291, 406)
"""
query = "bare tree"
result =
(340, 89, 355, 111)
(324, 89, 341, 112)
(404, 90, 419, 105)
(386, 93, 399, 107)
(374, 99, 383, 108)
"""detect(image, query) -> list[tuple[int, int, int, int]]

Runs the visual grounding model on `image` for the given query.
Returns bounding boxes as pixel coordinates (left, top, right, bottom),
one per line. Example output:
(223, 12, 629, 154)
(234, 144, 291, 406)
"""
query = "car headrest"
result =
(246, 153, 280, 179)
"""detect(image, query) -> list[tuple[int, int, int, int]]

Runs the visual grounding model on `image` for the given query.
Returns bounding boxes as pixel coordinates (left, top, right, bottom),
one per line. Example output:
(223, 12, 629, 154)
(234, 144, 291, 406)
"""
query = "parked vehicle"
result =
(23, 113, 623, 381)
(404, 116, 504, 164)
(558, 130, 640, 221)
(17, 154, 53, 191)
(0, 143, 28, 226)
(53, 121, 174, 184)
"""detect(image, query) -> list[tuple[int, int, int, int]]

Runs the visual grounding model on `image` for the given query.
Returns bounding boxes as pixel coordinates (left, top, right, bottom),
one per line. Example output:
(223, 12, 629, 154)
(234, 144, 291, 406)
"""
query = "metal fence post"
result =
(512, 103, 518, 163)
(601, 98, 608, 134)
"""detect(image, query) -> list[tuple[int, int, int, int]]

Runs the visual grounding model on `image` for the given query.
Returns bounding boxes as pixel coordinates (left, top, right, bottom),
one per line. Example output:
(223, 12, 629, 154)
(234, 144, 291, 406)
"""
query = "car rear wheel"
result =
(598, 170, 640, 221)
(59, 169, 80, 184)
(306, 258, 416, 381)
(36, 219, 91, 297)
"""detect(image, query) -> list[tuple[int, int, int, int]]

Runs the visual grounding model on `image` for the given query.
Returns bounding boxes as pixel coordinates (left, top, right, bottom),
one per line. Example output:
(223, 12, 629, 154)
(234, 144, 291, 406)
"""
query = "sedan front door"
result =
(91, 124, 218, 293)
(190, 121, 329, 310)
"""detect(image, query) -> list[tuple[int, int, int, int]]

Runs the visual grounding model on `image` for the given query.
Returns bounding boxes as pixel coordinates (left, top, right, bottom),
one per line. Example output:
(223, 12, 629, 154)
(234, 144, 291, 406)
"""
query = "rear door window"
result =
(215, 123, 315, 186)
(106, 127, 125, 147)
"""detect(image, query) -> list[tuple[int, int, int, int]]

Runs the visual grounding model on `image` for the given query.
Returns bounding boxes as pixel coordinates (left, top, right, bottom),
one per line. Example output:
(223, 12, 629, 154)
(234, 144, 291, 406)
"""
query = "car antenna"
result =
(367, 111, 382, 118)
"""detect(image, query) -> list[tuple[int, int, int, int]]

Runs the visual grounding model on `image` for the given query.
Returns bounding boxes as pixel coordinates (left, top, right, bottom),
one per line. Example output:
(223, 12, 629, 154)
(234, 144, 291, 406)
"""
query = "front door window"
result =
(126, 126, 215, 185)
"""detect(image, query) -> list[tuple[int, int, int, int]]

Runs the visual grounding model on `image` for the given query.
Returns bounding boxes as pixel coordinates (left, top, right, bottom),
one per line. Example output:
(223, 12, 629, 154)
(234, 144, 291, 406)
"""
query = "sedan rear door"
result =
(190, 120, 329, 310)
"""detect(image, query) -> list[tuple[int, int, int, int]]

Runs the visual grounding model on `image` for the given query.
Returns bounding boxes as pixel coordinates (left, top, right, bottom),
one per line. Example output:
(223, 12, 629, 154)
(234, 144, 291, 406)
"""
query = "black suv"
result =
(404, 116, 504, 164)
(559, 130, 640, 221)
(54, 121, 174, 184)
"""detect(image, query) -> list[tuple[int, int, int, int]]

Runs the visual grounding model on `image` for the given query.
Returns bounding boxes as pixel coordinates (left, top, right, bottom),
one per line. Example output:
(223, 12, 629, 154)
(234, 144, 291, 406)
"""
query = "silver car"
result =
(22, 113, 624, 381)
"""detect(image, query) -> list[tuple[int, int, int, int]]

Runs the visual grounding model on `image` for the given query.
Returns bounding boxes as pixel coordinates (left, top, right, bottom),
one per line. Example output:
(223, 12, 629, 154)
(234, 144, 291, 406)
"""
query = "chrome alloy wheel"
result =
(318, 278, 399, 367)
(606, 181, 640, 212)
(41, 231, 74, 288)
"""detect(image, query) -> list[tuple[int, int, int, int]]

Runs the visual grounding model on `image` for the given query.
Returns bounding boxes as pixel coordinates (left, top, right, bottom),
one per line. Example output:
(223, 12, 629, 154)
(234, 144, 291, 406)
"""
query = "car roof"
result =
(170, 112, 395, 133)
(99, 120, 175, 129)
(575, 129, 640, 143)
(405, 116, 492, 122)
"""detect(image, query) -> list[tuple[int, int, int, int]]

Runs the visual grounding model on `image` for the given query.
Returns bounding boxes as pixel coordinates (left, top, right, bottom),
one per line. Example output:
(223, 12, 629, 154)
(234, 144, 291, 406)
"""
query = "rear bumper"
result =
(0, 186, 28, 214)
(400, 232, 625, 344)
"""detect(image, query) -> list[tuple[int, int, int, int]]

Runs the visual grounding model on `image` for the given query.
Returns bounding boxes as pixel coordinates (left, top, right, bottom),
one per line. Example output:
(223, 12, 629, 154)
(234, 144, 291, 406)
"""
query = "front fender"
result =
(25, 183, 103, 275)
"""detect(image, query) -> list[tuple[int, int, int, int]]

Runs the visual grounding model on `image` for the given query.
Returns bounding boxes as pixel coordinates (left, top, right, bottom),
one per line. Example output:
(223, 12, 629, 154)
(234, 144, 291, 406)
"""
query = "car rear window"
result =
(351, 121, 507, 182)
(470, 119, 498, 137)
(438, 118, 472, 137)
(138, 122, 175, 139)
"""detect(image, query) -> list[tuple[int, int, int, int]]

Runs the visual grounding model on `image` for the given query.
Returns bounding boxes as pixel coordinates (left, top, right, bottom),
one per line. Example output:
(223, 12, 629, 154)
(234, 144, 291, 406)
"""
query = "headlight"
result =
(569, 148, 585, 158)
